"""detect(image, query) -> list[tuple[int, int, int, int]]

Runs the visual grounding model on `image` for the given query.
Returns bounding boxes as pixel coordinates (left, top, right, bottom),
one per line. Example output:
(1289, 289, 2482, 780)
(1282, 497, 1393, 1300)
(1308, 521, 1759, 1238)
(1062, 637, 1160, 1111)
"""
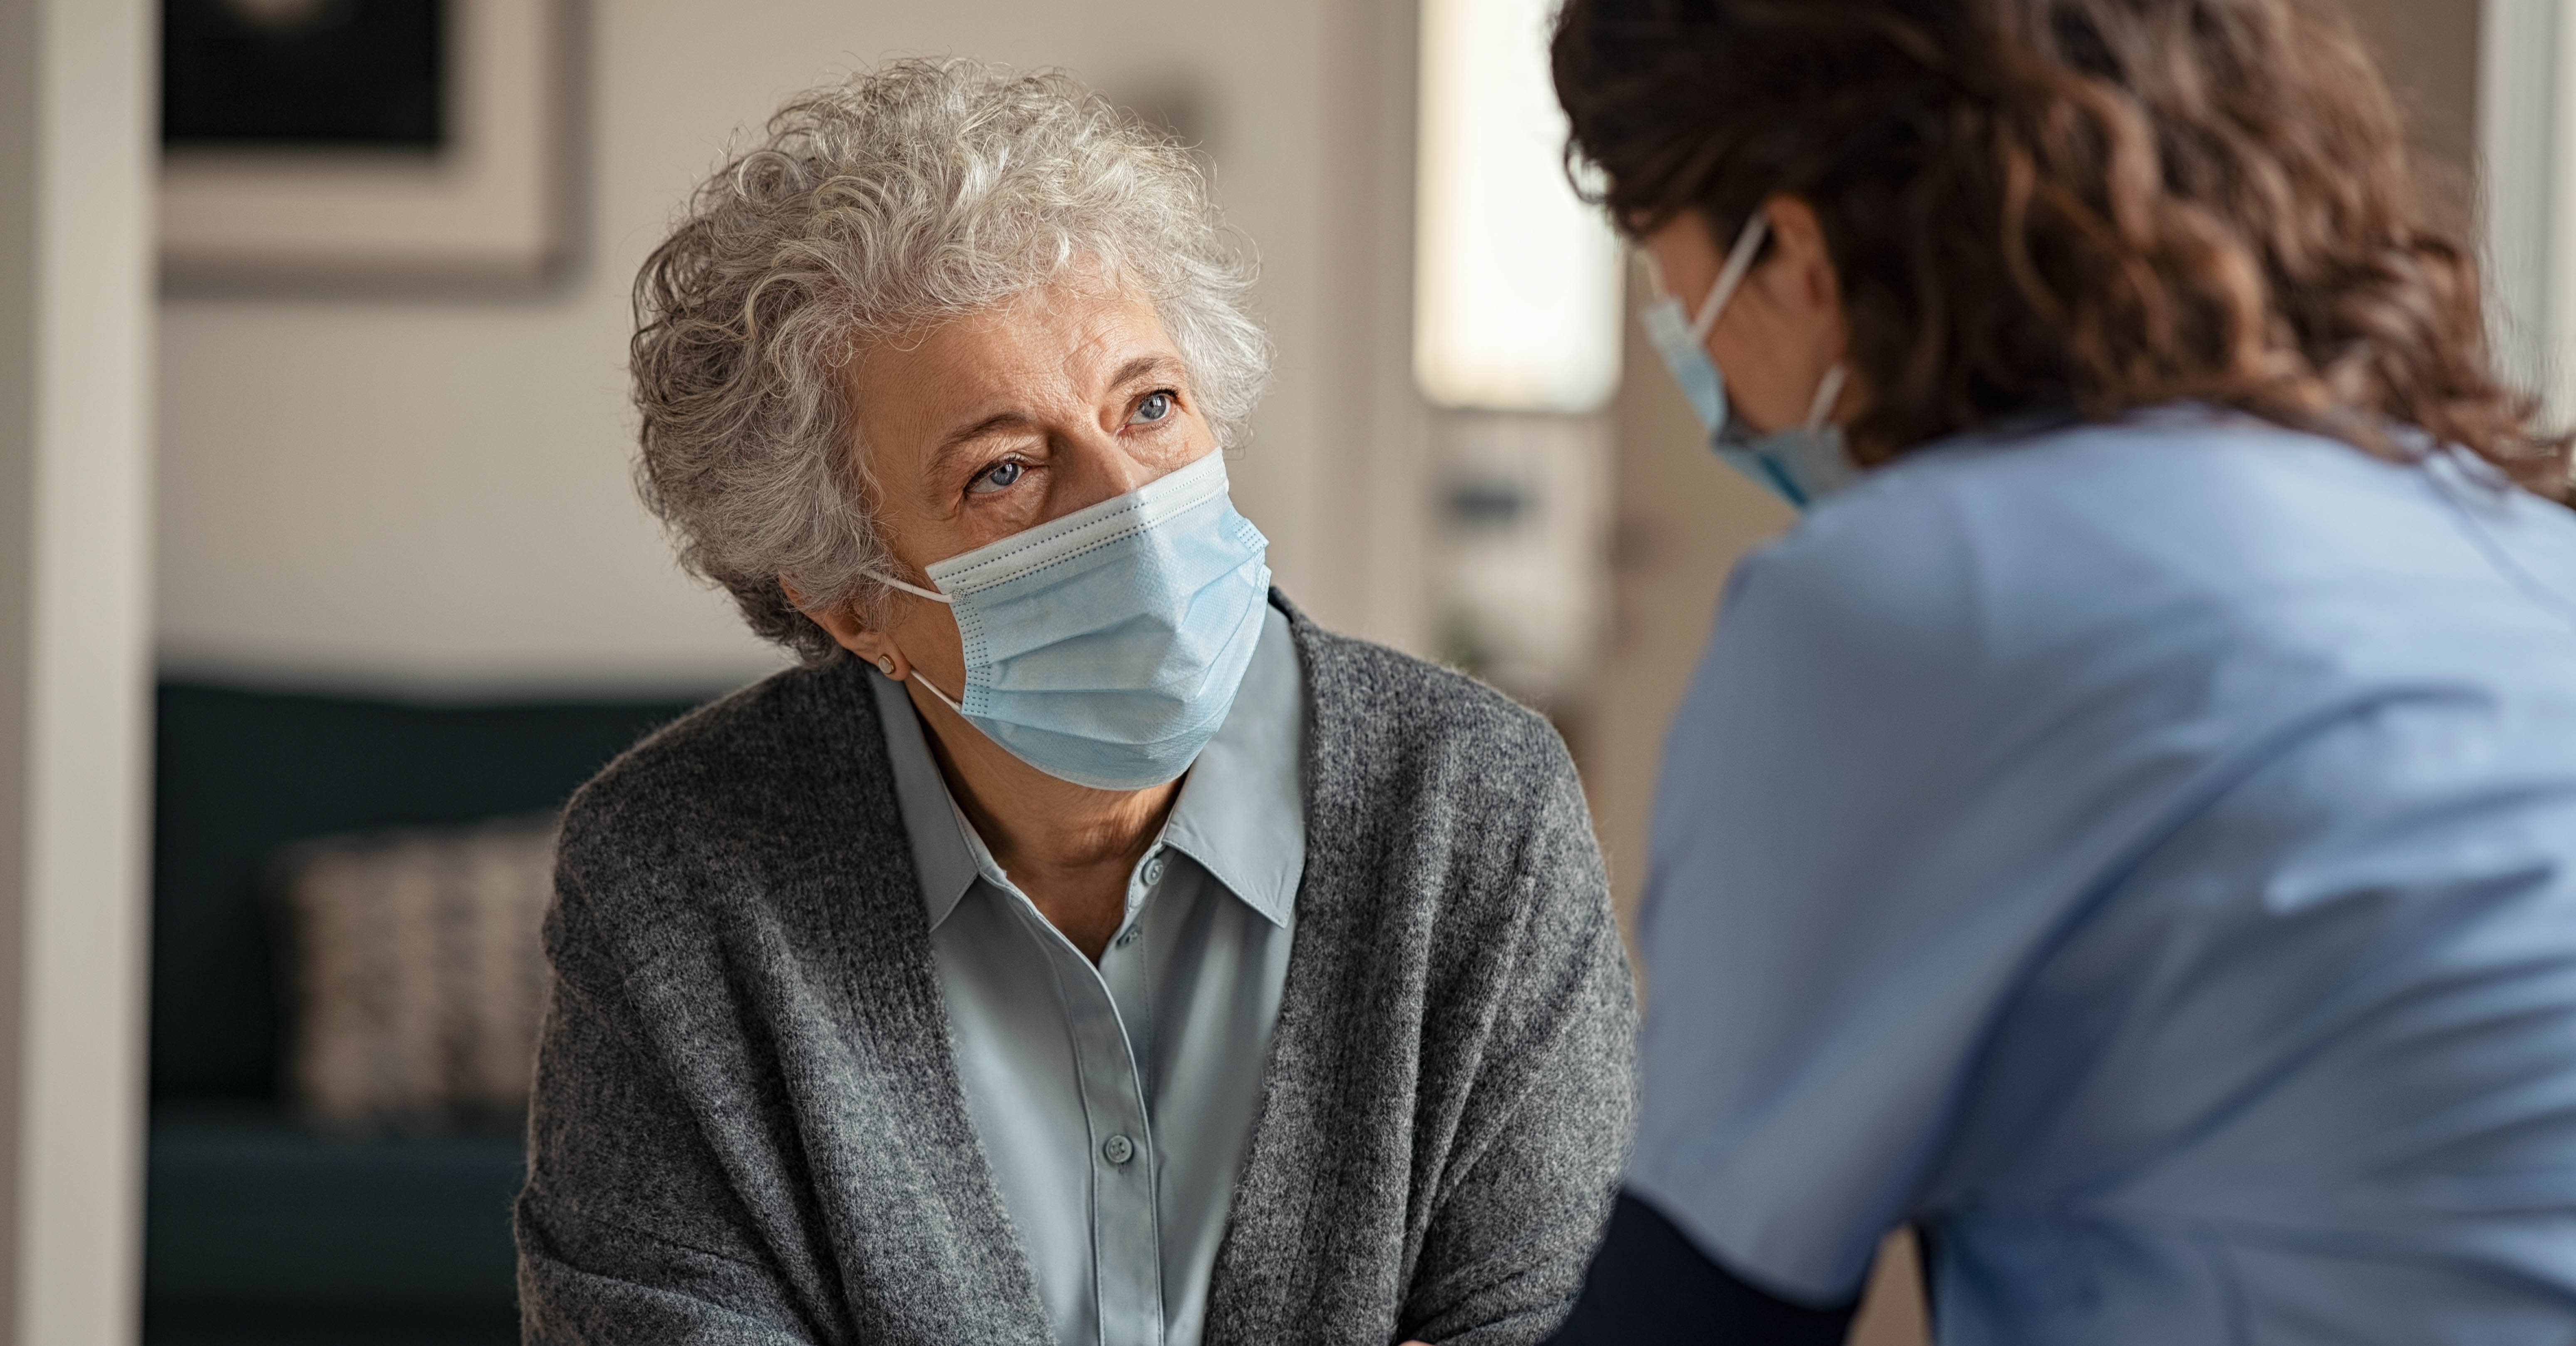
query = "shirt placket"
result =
(1011, 855, 1166, 1346)
(1098, 845, 1167, 1091)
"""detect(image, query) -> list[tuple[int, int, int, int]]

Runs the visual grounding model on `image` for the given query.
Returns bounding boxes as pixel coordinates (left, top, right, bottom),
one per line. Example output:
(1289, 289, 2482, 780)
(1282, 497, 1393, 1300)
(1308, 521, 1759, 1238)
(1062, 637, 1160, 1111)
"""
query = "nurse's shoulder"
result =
(1748, 406, 2576, 708)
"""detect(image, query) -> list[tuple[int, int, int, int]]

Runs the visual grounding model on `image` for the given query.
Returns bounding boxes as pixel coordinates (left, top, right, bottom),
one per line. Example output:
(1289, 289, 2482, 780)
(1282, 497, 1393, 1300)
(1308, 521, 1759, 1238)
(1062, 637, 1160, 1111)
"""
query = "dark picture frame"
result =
(158, 0, 569, 290)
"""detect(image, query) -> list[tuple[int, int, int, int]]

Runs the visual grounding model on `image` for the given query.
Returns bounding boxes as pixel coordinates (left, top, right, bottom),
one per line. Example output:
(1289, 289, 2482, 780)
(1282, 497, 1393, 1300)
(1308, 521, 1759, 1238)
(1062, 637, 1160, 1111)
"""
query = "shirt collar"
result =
(869, 665, 985, 929)
(1158, 602, 1304, 926)
(868, 601, 1306, 932)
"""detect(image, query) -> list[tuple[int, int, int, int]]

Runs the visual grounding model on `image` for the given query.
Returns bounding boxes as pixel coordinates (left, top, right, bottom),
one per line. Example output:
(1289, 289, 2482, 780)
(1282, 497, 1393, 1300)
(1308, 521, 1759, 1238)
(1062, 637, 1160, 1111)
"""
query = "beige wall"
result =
(2343, 0, 2483, 228)
(156, 0, 1427, 696)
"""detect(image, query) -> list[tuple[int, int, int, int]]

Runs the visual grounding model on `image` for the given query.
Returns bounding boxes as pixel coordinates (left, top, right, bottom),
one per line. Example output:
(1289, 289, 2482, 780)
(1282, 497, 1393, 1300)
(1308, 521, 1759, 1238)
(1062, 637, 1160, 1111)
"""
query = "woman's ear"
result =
(781, 577, 907, 677)
(1760, 196, 1842, 318)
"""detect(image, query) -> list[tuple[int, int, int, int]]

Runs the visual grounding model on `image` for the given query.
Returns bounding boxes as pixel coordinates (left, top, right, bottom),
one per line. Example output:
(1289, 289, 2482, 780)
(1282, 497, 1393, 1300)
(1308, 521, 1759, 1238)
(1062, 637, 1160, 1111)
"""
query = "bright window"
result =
(1413, 0, 1622, 414)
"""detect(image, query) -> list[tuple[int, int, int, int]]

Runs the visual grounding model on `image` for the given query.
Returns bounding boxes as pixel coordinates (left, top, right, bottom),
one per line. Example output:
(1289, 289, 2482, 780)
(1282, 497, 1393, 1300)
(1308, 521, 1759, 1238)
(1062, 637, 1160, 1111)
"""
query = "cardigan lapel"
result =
(1201, 598, 1428, 1343)
(774, 659, 1058, 1346)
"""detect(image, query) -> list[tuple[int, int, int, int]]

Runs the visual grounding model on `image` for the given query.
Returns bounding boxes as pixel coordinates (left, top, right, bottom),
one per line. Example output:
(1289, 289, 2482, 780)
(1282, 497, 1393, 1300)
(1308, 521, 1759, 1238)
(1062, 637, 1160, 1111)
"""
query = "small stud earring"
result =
(876, 656, 897, 677)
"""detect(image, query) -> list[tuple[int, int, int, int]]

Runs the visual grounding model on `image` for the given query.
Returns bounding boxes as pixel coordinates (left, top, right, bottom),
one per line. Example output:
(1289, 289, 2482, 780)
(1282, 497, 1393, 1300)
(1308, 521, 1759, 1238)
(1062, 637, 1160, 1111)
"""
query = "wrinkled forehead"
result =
(842, 275, 1182, 462)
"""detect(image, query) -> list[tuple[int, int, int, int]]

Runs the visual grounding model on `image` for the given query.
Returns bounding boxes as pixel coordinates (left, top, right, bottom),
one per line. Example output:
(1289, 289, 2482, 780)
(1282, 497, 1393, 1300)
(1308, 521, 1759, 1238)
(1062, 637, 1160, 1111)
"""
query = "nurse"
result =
(1544, 0, 2576, 1342)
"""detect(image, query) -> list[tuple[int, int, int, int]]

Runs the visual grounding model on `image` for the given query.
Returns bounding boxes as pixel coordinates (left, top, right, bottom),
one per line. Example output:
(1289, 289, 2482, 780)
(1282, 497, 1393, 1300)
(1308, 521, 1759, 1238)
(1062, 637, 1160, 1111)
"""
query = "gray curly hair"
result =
(631, 58, 1271, 661)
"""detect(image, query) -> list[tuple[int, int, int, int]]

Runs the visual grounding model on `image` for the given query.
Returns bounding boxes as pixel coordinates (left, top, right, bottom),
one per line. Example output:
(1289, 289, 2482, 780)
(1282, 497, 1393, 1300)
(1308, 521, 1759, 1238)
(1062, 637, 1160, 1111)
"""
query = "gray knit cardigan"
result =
(515, 598, 1639, 1346)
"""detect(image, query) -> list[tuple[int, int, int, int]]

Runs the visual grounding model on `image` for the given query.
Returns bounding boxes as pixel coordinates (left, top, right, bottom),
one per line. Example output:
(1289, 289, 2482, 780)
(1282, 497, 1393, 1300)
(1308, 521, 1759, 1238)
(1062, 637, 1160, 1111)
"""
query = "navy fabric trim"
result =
(1546, 1190, 1859, 1346)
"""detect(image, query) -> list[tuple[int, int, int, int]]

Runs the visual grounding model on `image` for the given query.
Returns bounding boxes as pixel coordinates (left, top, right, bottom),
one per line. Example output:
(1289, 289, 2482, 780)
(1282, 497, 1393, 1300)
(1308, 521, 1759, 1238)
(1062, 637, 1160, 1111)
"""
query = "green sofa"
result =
(146, 682, 705, 1346)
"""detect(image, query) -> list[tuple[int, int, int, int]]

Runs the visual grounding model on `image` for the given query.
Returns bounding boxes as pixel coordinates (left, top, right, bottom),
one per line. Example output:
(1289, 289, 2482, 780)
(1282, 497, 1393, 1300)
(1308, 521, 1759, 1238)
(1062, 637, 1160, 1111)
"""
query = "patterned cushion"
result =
(273, 815, 557, 1126)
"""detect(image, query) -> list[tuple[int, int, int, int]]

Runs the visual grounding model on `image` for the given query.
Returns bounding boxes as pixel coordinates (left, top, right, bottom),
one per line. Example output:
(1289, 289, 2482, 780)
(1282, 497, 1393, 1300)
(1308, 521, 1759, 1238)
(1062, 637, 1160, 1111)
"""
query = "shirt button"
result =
(1114, 928, 1138, 948)
(1101, 1134, 1135, 1165)
(1141, 854, 1166, 886)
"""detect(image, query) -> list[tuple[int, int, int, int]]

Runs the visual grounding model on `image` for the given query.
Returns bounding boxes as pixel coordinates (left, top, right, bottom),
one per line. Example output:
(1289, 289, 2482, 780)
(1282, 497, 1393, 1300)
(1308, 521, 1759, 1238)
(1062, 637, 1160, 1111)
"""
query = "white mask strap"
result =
(862, 569, 964, 706)
(1690, 212, 1773, 342)
(866, 570, 953, 605)
(1805, 363, 1849, 431)
(907, 667, 967, 713)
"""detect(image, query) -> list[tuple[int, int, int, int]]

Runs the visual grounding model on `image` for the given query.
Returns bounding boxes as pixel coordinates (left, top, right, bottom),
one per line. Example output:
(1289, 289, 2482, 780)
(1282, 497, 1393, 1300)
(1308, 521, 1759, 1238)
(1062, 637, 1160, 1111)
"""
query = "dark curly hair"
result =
(1553, 0, 2572, 498)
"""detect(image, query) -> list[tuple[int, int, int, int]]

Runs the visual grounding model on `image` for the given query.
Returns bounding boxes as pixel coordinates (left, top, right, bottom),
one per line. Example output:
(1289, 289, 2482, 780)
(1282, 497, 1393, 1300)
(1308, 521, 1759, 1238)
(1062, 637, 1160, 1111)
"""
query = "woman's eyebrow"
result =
(925, 412, 1030, 478)
(1107, 354, 1185, 389)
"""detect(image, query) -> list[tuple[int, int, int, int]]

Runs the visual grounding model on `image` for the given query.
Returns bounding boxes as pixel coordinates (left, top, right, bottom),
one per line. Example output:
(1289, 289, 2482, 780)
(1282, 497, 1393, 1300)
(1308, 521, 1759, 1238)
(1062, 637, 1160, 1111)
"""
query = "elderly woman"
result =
(513, 59, 1635, 1346)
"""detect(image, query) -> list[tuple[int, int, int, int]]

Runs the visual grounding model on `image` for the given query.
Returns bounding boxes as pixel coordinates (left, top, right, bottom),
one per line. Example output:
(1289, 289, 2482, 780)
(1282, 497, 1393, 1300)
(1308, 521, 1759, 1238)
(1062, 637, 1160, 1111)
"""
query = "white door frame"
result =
(2481, 0, 2576, 413)
(0, 0, 155, 1341)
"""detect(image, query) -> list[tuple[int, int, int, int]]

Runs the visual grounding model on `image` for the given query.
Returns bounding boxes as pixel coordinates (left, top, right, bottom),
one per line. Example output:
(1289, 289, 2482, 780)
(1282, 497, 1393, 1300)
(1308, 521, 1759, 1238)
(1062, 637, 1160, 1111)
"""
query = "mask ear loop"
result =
(1805, 363, 1849, 430)
(905, 666, 969, 714)
(866, 571, 953, 605)
(1690, 212, 1773, 342)
(861, 569, 970, 706)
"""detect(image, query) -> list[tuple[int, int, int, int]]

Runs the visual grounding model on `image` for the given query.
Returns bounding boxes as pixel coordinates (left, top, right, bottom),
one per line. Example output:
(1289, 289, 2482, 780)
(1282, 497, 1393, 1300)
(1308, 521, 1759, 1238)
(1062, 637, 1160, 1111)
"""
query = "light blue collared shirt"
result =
(869, 603, 1304, 1346)
(1632, 409, 2576, 1342)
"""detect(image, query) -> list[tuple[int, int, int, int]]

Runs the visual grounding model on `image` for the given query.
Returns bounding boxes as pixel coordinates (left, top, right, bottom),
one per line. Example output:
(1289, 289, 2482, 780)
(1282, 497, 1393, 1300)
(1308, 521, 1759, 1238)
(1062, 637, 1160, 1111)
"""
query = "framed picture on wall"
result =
(158, 0, 571, 290)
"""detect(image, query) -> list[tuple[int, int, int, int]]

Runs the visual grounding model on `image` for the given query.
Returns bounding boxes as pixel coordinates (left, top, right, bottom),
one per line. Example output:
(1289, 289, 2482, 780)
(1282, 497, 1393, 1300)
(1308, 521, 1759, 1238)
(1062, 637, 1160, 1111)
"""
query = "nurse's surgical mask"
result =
(866, 451, 1272, 791)
(1639, 212, 1858, 510)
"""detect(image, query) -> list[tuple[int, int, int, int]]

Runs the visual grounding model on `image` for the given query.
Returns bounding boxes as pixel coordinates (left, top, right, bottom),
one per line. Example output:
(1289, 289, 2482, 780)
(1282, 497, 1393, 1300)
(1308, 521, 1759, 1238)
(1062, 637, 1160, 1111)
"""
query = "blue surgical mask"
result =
(1639, 213, 1858, 509)
(867, 451, 1271, 791)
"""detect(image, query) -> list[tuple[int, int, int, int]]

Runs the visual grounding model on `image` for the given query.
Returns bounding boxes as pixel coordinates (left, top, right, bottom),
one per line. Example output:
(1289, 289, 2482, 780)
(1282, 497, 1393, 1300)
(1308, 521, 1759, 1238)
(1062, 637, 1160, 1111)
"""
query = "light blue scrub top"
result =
(869, 604, 1303, 1346)
(1631, 407, 2576, 1344)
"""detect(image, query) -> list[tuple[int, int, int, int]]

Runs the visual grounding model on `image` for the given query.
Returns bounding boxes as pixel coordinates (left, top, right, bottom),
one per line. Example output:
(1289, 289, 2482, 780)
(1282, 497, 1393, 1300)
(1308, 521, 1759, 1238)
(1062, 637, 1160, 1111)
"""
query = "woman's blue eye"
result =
(1129, 392, 1174, 425)
(971, 459, 1025, 493)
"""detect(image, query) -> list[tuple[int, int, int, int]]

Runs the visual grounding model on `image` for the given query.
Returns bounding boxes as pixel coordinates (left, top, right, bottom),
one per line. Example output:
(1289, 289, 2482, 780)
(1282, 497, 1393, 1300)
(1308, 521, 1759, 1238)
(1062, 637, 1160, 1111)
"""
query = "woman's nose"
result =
(1049, 423, 1173, 514)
